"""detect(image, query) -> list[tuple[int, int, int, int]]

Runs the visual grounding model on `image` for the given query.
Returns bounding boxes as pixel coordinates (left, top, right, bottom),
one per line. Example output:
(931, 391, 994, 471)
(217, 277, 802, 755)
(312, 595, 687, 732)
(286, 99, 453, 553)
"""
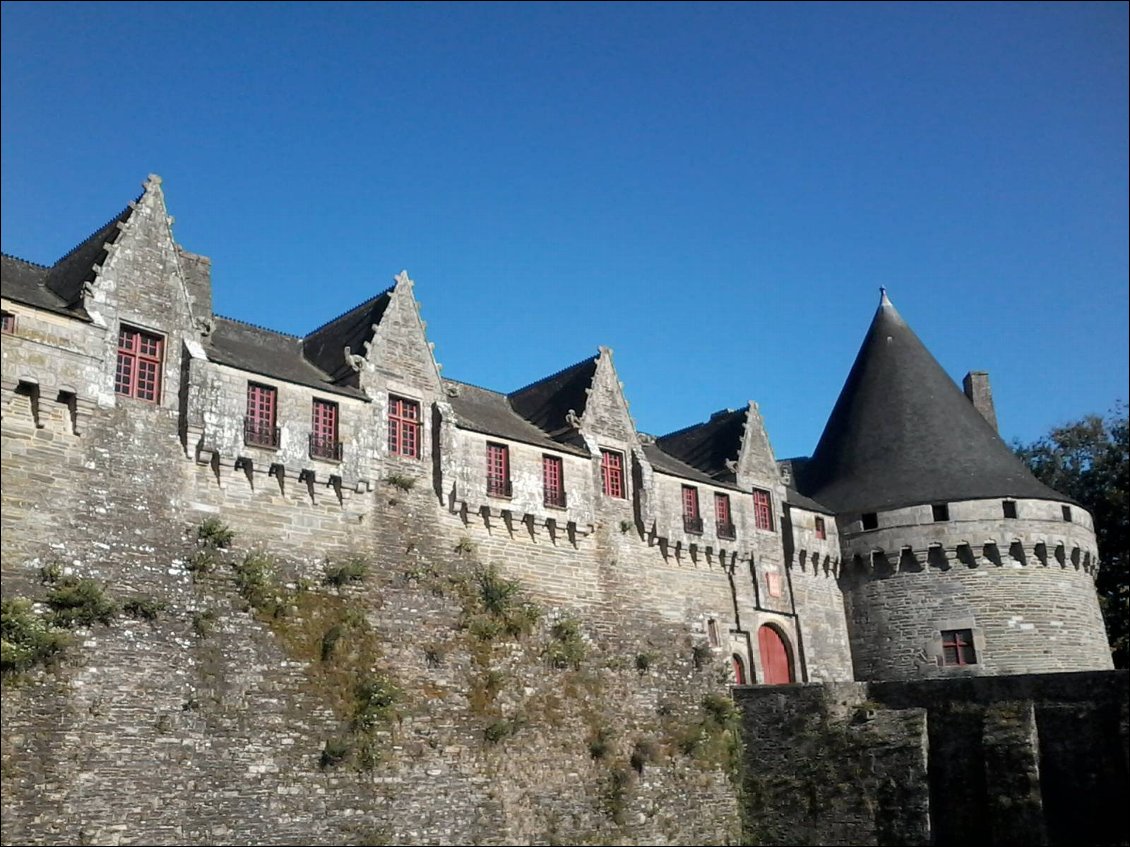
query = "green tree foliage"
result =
(1015, 404, 1129, 667)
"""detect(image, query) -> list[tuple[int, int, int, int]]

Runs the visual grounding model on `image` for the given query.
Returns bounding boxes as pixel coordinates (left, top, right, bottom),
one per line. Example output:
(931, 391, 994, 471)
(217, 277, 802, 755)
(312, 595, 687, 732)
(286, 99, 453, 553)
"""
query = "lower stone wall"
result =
(1, 414, 744, 845)
(735, 671, 1130, 846)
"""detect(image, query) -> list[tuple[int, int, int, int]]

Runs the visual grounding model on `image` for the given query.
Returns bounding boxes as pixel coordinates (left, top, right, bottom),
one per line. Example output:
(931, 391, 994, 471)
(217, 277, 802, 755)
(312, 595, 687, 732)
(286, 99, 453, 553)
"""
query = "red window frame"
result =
(753, 488, 774, 531)
(766, 571, 783, 598)
(245, 383, 279, 448)
(715, 493, 735, 539)
(114, 325, 163, 402)
(388, 395, 421, 458)
(486, 442, 511, 498)
(941, 629, 977, 667)
(682, 486, 703, 534)
(310, 399, 341, 461)
(815, 516, 826, 540)
(543, 455, 566, 508)
(600, 449, 625, 499)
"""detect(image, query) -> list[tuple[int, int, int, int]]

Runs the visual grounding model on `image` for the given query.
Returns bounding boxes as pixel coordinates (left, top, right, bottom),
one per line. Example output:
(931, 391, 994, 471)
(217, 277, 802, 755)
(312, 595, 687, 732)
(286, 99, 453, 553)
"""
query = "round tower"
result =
(797, 291, 1112, 681)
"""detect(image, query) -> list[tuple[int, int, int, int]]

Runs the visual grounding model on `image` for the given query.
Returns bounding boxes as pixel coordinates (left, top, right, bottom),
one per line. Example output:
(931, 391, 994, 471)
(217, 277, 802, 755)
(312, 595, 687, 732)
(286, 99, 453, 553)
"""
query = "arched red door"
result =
(732, 653, 747, 685)
(758, 624, 794, 685)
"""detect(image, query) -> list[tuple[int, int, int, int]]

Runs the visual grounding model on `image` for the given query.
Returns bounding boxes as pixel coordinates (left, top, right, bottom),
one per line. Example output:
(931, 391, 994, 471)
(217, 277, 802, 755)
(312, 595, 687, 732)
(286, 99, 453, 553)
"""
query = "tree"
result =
(1015, 404, 1129, 668)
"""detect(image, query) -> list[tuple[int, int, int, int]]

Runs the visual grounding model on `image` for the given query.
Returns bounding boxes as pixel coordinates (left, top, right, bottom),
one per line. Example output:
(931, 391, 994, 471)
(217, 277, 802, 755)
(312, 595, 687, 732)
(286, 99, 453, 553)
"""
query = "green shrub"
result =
(588, 726, 614, 760)
(233, 552, 279, 613)
(1, 598, 69, 674)
(323, 558, 368, 588)
(385, 473, 415, 492)
(38, 561, 63, 584)
(454, 536, 476, 555)
(186, 549, 218, 575)
(192, 609, 217, 637)
(197, 517, 234, 549)
(459, 565, 541, 642)
(44, 577, 117, 627)
(635, 652, 654, 673)
(603, 766, 634, 824)
(320, 737, 352, 769)
(630, 737, 658, 774)
(483, 719, 519, 744)
(692, 643, 713, 670)
(544, 616, 586, 670)
(352, 673, 401, 731)
(122, 596, 166, 622)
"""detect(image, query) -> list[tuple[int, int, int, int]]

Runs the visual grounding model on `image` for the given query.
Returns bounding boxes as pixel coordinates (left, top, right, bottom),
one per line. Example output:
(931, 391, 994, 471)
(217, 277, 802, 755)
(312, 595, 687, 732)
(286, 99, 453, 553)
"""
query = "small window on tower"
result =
(861, 512, 878, 531)
(940, 629, 977, 667)
(814, 516, 826, 540)
(1061, 505, 1072, 522)
(932, 503, 949, 522)
(1002, 500, 1018, 519)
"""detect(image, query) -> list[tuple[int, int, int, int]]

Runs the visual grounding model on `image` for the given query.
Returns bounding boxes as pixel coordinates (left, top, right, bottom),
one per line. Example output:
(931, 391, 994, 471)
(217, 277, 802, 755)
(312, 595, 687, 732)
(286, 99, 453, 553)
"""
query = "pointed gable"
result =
(508, 355, 598, 439)
(578, 347, 638, 445)
(799, 291, 1062, 513)
(44, 203, 136, 306)
(363, 271, 442, 392)
(302, 289, 392, 386)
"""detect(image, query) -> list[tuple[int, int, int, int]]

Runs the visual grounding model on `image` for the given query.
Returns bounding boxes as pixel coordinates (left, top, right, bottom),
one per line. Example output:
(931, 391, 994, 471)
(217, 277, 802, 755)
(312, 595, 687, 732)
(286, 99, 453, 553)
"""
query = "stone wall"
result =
(735, 670, 1130, 846)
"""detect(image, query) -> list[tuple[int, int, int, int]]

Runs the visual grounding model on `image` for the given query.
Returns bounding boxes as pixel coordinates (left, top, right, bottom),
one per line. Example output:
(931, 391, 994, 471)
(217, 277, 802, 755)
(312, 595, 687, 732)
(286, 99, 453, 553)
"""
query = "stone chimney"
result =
(963, 371, 999, 433)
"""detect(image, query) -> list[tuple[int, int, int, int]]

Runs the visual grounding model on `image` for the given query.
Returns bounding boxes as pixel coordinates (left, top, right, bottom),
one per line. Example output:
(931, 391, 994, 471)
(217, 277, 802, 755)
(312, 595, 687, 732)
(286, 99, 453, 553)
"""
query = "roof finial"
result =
(879, 286, 891, 306)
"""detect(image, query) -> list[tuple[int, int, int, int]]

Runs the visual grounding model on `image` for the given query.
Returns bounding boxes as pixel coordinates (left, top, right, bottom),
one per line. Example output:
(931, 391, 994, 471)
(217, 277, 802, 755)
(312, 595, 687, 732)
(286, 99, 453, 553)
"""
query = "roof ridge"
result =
(304, 286, 394, 339)
(657, 406, 744, 441)
(1, 252, 50, 270)
(508, 353, 598, 397)
(213, 313, 303, 341)
(51, 198, 138, 266)
(443, 376, 508, 397)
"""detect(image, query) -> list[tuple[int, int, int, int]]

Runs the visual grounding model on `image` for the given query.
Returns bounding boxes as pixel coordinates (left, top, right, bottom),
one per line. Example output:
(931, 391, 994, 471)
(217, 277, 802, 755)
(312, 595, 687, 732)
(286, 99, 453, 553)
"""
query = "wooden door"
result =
(758, 625, 793, 685)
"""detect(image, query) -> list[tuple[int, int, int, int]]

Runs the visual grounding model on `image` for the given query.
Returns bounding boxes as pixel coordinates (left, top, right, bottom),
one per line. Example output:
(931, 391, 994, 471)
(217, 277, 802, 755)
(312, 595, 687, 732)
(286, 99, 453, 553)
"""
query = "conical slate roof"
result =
(798, 291, 1062, 514)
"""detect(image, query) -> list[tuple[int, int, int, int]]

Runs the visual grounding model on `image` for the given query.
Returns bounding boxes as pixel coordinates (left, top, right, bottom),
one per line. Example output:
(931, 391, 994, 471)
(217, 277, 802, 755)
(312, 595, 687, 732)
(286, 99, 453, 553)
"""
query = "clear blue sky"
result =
(3, 2, 1127, 460)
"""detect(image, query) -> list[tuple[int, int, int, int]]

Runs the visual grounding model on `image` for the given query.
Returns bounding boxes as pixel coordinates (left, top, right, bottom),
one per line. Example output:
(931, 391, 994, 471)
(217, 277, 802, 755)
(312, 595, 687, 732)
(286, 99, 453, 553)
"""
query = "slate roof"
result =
(302, 290, 392, 385)
(207, 316, 368, 399)
(1, 254, 89, 319)
(783, 487, 835, 516)
(45, 204, 136, 306)
(642, 442, 740, 489)
(444, 379, 588, 456)
(797, 292, 1064, 513)
(656, 407, 747, 480)
(508, 356, 598, 440)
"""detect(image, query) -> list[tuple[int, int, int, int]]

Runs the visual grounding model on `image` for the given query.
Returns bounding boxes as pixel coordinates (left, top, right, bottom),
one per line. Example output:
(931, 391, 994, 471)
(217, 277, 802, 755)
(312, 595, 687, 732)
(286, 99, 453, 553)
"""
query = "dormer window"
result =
(752, 489, 774, 531)
(114, 325, 163, 402)
(388, 395, 421, 458)
(600, 449, 625, 499)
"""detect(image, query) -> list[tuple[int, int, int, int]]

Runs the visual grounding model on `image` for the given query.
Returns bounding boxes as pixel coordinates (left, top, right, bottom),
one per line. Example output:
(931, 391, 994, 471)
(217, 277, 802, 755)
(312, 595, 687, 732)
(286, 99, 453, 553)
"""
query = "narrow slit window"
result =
(1061, 505, 1072, 522)
(814, 516, 826, 540)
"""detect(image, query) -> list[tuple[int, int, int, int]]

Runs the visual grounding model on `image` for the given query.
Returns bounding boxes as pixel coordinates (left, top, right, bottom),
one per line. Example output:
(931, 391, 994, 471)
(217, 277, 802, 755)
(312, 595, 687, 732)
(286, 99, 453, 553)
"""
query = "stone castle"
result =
(1, 175, 1124, 846)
